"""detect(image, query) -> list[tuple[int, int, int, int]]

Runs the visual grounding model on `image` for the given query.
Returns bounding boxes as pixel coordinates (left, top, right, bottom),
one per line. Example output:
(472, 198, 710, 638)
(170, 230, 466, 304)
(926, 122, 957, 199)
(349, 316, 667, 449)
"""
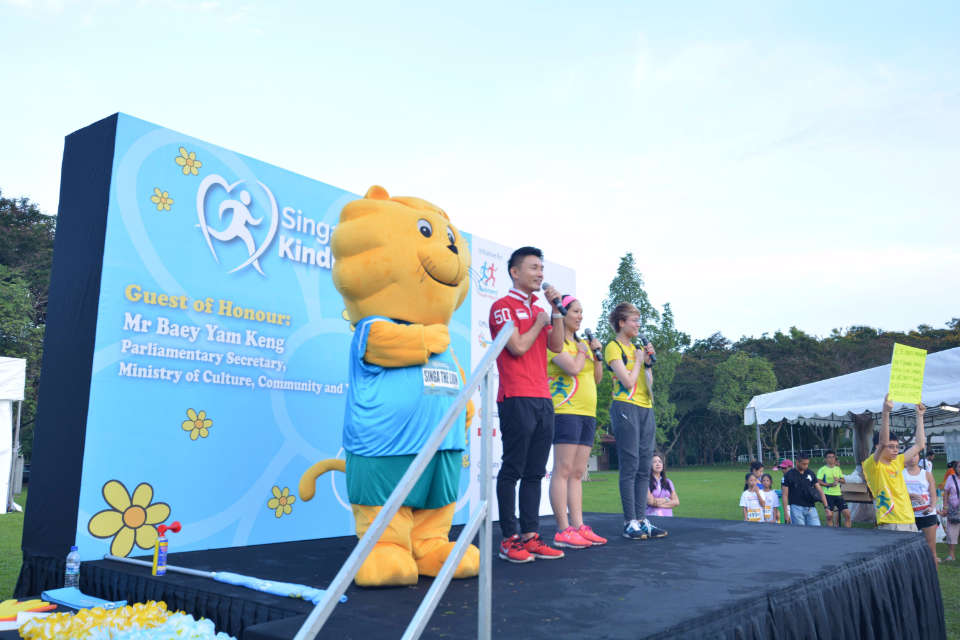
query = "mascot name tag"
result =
(422, 365, 459, 392)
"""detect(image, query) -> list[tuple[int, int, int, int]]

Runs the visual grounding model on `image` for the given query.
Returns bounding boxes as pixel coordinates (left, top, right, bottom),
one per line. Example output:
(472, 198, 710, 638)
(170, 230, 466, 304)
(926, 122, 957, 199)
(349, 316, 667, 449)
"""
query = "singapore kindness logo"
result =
(196, 174, 334, 277)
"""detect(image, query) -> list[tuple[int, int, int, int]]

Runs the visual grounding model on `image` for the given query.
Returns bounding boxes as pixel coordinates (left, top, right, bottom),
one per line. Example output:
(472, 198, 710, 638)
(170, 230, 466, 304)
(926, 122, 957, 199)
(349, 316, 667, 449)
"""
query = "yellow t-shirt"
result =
(547, 338, 597, 416)
(603, 339, 652, 408)
(862, 453, 914, 525)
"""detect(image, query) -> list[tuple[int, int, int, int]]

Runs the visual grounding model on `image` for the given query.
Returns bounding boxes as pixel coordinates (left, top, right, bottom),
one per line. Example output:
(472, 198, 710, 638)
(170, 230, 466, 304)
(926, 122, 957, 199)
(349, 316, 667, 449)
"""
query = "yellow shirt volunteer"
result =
(862, 454, 914, 525)
(547, 338, 597, 416)
(603, 339, 652, 408)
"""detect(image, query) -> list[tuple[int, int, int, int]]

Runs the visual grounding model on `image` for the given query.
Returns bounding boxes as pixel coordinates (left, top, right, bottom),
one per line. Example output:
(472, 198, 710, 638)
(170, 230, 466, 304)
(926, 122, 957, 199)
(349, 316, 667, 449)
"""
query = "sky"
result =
(2, 0, 958, 343)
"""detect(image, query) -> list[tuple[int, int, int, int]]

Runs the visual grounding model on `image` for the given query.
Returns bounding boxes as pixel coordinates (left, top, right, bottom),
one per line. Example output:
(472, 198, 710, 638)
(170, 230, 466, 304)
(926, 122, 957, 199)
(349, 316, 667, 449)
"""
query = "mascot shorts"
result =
(346, 449, 461, 509)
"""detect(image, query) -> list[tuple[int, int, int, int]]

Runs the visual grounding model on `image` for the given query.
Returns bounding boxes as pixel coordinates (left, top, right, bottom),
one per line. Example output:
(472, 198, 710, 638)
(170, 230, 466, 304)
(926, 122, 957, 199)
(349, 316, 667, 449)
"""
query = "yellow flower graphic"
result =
(88, 480, 171, 557)
(267, 486, 295, 518)
(174, 146, 202, 176)
(181, 408, 212, 440)
(150, 187, 173, 211)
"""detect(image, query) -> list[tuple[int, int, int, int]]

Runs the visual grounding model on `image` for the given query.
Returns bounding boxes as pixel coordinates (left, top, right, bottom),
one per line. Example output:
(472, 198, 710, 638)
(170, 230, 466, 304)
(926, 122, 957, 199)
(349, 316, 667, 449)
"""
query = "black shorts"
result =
(915, 513, 939, 530)
(826, 495, 848, 512)
(553, 414, 596, 446)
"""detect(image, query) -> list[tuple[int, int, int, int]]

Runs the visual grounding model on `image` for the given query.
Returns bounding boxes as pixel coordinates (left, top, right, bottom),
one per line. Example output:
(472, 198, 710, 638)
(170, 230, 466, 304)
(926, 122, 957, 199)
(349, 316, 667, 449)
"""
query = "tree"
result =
(709, 352, 777, 461)
(0, 190, 55, 461)
(595, 253, 658, 344)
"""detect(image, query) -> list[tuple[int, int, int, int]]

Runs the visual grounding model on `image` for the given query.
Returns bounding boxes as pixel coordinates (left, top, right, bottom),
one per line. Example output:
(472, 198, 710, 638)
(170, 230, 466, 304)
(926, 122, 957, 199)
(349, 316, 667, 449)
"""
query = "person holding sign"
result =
(862, 394, 926, 532)
(740, 473, 766, 523)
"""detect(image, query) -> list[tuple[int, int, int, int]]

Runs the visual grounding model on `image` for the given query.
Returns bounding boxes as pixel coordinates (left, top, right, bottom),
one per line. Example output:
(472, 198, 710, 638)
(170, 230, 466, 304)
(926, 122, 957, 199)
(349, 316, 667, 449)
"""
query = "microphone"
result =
(541, 282, 567, 316)
(637, 333, 657, 365)
(584, 328, 604, 362)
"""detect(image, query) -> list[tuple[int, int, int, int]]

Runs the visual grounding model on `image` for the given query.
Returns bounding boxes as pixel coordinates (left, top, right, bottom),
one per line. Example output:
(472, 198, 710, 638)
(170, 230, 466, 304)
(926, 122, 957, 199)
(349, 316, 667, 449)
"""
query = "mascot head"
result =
(332, 186, 470, 326)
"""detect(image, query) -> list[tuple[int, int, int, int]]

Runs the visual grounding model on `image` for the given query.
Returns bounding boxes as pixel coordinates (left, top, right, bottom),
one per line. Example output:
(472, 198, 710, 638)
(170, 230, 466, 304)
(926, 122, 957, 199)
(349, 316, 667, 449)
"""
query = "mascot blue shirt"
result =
(343, 316, 466, 457)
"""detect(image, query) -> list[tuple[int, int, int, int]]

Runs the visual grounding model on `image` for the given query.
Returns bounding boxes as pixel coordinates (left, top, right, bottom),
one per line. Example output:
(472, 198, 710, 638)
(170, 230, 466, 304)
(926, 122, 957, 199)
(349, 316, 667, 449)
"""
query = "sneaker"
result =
(523, 533, 565, 559)
(499, 534, 534, 563)
(553, 526, 591, 549)
(623, 520, 646, 540)
(577, 524, 608, 546)
(639, 518, 668, 539)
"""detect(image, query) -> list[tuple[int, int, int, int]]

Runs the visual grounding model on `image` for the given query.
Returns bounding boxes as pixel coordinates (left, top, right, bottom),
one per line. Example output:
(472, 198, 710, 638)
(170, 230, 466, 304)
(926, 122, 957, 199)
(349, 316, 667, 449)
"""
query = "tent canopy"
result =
(0, 357, 26, 401)
(744, 346, 960, 434)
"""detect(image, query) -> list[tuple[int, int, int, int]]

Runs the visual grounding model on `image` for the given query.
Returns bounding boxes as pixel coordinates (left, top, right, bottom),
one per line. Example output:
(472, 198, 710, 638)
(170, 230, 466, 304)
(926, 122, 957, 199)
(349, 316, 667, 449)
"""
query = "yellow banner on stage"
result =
(888, 343, 927, 404)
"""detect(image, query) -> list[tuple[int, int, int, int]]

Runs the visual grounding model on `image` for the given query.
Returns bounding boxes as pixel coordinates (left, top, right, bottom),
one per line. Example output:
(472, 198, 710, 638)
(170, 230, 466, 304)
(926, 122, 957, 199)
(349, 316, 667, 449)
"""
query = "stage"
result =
(15, 513, 946, 639)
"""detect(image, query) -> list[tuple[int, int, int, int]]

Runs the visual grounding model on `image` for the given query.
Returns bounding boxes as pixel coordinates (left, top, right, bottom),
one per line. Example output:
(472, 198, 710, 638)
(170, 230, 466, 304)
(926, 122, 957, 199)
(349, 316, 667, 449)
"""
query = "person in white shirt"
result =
(904, 452, 939, 564)
(759, 473, 781, 523)
(918, 451, 935, 475)
(740, 473, 766, 523)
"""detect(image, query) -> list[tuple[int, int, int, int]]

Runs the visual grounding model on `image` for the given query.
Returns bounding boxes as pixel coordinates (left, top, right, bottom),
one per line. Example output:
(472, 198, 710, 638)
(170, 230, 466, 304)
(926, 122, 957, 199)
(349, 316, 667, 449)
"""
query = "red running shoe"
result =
(522, 533, 564, 559)
(499, 535, 534, 563)
(577, 524, 608, 546)
(553, 526, 591, 549)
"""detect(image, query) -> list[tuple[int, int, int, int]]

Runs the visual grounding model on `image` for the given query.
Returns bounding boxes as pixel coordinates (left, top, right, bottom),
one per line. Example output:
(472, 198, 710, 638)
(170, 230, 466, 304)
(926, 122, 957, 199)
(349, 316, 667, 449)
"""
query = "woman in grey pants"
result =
(604, 302, 667, 540)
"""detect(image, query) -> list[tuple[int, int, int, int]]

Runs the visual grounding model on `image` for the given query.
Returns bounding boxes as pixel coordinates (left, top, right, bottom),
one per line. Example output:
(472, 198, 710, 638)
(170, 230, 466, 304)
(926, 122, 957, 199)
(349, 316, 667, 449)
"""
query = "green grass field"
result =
(1, 468, 957, 638)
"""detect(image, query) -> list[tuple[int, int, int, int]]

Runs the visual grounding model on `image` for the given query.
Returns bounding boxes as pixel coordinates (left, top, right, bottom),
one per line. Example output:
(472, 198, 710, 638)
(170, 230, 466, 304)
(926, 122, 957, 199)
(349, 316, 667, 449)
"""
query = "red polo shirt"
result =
(489, 288, 552, 402)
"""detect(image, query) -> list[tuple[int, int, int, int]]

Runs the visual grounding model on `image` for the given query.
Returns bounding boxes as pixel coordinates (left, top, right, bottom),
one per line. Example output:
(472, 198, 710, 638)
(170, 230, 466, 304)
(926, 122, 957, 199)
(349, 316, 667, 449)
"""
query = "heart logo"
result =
(196, 174, 279, 275)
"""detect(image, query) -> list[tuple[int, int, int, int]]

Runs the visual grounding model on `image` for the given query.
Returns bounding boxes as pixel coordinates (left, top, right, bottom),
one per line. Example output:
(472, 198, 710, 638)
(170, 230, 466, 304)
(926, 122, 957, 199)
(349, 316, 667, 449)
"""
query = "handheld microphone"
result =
(541, 282, 567, 316)
(584, 328, 604, 362)
(637, 333, 657, 365)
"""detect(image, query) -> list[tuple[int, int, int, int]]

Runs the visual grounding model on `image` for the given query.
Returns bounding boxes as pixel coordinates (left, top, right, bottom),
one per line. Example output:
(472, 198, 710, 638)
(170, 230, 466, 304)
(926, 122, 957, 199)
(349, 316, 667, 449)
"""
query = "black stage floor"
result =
(67, 514, 943, 639)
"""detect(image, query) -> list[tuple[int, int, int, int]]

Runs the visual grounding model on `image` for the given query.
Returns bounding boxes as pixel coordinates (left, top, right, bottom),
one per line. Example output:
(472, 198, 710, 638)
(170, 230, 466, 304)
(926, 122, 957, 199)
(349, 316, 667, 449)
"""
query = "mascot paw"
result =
(355, 543, 419, 587)
(415, 541, 480, 579)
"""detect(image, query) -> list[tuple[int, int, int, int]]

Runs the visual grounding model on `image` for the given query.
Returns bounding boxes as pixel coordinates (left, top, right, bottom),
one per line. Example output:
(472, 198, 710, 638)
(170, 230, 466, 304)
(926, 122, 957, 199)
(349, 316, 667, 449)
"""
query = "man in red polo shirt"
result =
(489, 246, 566, 563)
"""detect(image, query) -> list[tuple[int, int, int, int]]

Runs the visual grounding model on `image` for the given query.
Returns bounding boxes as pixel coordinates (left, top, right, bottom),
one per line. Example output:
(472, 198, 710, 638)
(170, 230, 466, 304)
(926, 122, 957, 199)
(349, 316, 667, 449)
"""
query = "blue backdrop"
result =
(74, 115, 473, 560)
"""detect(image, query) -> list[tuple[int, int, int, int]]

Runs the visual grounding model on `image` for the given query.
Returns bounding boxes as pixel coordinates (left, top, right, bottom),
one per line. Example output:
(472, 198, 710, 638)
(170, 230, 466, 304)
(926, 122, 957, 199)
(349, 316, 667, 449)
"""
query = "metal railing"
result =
(293, 320, 512, 640)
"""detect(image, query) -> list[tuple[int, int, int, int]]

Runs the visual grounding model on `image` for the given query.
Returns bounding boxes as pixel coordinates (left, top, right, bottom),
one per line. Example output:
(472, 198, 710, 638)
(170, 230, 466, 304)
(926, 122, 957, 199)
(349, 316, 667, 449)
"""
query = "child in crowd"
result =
(647, 453, 679, 517)
(740, 473, 766, 523)
(759, 473, 781, 523)
(940, 464, 959, 562)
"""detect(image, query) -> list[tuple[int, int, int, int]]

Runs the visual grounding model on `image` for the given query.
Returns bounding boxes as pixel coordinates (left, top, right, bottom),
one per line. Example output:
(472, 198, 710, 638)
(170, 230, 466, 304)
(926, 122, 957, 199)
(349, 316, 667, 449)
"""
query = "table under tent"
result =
(744, 345, 960, 465)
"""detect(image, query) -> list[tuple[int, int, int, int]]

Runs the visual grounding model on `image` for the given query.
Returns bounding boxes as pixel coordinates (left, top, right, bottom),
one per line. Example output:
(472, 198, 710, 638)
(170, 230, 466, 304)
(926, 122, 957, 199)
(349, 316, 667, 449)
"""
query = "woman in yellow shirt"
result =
(604, 302, 666, 540)
(547, 295, 607, 548)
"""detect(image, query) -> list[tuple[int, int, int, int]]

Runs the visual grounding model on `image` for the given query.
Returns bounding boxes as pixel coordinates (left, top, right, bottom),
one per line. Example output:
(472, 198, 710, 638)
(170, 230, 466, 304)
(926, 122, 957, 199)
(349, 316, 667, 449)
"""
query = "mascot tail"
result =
(298, 458, 347, 501)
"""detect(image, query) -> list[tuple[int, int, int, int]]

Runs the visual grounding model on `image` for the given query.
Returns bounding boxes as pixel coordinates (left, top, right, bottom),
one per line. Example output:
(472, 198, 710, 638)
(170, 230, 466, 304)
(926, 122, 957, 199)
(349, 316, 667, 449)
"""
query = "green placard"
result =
(888, 343, 927, 404)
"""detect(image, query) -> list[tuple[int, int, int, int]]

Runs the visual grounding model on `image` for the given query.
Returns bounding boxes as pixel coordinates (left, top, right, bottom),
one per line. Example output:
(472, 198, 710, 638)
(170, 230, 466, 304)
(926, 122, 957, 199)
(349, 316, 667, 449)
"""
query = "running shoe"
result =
(639, 518, 668, 539)
(523, 533, 565, 559)
(623, 520, 645, 540)
(499, 535, 534, 563)
(553, 526, 591, 549)
(577, 524, 608, 546)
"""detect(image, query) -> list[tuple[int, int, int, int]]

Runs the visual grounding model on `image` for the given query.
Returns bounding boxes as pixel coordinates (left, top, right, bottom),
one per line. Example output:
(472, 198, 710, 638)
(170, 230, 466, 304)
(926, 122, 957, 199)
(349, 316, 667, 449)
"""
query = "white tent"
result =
(0, 357, 26, 514)
(744, 346, 960, 461)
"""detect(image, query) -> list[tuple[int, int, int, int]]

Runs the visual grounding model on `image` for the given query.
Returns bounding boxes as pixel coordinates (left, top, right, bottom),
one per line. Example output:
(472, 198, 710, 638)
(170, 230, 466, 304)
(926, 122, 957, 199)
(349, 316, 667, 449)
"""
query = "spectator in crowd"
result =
(749, 461, 764, 487)
(903, 451, 939, 563)
(940, 460, 957, 491)
(862, 395, 926, 532)
(782, 455, 828, 526)
(759, 473, 781, 524)
(647, 453, 679, 517)
(918, 451, 935, 475)
(939, 465, 959, 562)
(547, 295, 607, 549)
(817, 450, 851, 528)
(740, 473, 766, 522)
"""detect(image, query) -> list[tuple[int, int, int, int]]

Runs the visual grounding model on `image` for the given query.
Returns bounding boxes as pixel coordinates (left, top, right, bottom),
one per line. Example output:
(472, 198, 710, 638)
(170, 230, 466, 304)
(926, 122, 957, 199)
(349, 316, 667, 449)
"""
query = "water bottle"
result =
(65, 545, 80, 588)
